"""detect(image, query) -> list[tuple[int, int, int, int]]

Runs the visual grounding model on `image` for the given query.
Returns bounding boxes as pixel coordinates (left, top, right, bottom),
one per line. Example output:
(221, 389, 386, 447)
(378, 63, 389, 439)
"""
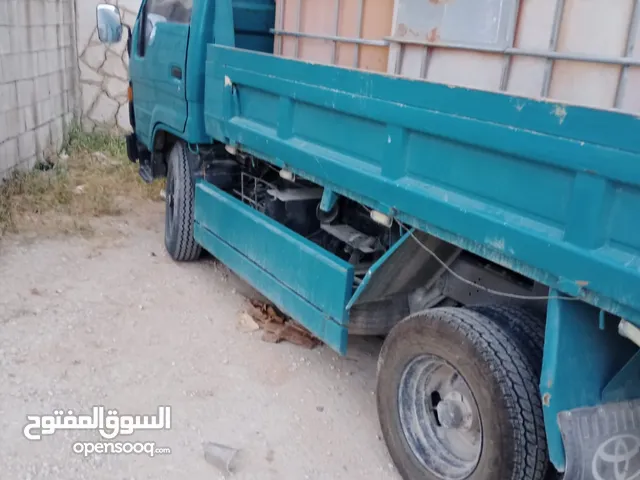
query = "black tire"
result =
(469, 305, 545, 375)
(470, 306, 563, 480)
(164, 141, 202, 262)
(377, 307, 548, 480)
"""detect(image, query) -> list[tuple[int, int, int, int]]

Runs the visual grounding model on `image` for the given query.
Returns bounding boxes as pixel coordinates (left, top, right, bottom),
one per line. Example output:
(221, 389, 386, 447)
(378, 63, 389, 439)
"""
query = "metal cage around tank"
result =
(272, 0, 640, 110)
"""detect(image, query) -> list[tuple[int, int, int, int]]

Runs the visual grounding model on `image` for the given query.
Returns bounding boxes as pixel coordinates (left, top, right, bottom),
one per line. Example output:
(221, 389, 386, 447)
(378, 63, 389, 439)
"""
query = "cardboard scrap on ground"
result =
(244, 300, 320, 349)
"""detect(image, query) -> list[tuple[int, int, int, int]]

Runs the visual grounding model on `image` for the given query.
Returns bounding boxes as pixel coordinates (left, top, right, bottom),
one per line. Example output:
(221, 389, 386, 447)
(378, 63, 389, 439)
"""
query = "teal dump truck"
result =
(96, 1, 640, 479)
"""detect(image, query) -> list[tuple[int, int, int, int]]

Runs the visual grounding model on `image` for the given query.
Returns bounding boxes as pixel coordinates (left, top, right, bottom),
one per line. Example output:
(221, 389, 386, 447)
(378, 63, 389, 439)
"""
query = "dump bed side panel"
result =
(204, 45, 640, 324)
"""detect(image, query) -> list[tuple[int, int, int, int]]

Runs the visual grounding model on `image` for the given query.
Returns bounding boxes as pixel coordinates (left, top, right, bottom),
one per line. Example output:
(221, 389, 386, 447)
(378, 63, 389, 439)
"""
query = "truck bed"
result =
(203, 44, 640, 326)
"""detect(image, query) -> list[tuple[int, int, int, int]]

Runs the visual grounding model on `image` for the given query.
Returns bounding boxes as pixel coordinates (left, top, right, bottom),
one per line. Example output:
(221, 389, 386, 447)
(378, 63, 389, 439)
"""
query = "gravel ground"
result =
(0, 205, 400, 480)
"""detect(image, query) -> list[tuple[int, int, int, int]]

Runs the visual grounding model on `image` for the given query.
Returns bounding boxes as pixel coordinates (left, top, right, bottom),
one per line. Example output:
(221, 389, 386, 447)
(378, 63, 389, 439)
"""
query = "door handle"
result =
(171, 66, 183, 80)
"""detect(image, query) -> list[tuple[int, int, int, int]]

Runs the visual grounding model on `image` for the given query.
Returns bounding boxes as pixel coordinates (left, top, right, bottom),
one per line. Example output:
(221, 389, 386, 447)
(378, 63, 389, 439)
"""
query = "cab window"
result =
(141, 0, 193, 53)
(147, 0, 193, 24)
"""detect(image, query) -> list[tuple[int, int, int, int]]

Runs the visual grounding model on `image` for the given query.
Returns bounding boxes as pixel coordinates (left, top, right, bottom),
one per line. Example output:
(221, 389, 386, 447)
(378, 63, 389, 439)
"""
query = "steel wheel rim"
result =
(398, 354, 482, 480)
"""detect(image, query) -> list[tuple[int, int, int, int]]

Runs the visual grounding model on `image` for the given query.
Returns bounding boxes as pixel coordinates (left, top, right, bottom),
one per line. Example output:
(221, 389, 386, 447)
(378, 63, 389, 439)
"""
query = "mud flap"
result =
(125, 133, 139, 162)
(558, 399, 640, 480)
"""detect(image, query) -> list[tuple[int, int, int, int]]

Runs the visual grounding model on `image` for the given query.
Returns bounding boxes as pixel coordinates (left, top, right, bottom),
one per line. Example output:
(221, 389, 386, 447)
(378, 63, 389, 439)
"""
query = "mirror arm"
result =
(125, 24, 132, 56)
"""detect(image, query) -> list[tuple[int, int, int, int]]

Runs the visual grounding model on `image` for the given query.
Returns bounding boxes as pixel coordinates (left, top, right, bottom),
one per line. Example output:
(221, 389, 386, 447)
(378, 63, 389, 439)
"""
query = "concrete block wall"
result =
(0, 0, 79, 179)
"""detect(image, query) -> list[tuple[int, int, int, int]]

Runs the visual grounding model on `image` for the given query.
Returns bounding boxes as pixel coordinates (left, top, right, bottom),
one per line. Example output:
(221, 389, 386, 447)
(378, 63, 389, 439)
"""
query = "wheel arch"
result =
(147, 125, 199, 180)
(348, 228, 549, 336)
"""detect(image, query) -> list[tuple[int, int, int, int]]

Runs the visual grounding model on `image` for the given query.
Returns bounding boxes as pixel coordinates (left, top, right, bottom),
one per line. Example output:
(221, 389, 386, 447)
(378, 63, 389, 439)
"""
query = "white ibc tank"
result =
(274, 0, 640, 114)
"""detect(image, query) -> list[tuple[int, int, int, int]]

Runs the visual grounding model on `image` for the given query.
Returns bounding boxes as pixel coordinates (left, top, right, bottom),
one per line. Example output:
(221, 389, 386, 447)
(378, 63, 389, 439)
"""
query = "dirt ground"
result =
(0, 203, 400, 480)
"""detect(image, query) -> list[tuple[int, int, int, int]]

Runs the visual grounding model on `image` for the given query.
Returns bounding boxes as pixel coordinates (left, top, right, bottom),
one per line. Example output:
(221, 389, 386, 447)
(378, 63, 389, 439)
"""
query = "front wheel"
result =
(164, 141, 202, 262)
(377, 307, 548, 480)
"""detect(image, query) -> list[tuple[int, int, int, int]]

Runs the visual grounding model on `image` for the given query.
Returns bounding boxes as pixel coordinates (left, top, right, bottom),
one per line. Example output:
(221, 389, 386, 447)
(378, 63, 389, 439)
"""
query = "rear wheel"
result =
(377, 307, 548, 480)
(469, 305, 545, 374)
(470, 306, 562, 480)
(164, 141, 202, 262)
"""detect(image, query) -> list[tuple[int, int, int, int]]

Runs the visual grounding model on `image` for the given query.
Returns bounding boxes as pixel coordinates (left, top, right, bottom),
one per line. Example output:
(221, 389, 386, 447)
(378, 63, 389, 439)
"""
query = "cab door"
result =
(129, 0, 192, 149)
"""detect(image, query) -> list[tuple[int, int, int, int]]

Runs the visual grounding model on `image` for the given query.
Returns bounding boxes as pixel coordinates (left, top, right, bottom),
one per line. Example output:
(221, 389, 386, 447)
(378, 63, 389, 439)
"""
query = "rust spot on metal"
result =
(396, 23, 408, 37)
(576, 280, 589, 287)
(426, 28, 440, 43)
(547, 379, 553, 389)
(542, 392, 551, 407)
(553, 105, 567, 124)
(429, 0, 453, 4)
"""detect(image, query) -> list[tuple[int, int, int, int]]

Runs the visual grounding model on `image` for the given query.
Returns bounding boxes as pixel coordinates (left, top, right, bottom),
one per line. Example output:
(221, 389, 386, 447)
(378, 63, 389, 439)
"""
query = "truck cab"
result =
(100, 0, 275, 182)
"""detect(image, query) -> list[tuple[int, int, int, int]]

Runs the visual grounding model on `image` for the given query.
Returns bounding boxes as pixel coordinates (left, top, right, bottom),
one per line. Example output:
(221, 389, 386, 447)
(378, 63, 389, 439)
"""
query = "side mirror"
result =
(96, 4, 123, 44)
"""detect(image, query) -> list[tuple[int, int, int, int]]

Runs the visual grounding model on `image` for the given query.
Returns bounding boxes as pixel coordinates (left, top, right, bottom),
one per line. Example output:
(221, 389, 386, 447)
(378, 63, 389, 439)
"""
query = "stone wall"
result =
(76, 0, 140, 132)
(0, 0, 79, 178)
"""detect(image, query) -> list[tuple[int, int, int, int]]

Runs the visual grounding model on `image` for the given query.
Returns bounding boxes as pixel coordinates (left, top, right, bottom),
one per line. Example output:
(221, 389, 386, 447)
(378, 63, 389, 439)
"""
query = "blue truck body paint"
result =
(347, 228, 414, 311)
(194, 181, 352, 352)
(541, 292, 637, 470)
(114, 0, 640, 472)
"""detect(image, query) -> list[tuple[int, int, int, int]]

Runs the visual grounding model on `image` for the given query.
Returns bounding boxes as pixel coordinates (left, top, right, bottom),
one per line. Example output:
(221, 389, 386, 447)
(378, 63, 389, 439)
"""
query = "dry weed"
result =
(0, 127, 164, 238)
